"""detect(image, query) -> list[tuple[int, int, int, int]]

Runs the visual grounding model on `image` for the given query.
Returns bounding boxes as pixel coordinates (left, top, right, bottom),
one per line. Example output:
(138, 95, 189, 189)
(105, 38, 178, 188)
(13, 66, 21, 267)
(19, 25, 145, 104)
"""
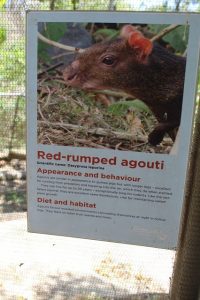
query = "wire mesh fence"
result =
(0, 1, 199, 299)
(1, 1, 199, 156)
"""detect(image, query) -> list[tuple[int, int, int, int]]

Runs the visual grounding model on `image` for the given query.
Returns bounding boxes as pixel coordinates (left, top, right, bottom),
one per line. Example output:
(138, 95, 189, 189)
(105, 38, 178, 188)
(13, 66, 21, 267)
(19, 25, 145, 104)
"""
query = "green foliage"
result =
(0, 0, 6, 9)
(38, 22, 67, 62)
(38, 0, 76, 10)
(0, 38, 25, 93)
(0, 96, 25, 151)
(93, 28, 119, 41)
(42, 22, 66, 40)
(149, 24, 189, 53)
(108, 100, 152, 116)
(5, 190, 25, 205)
(0, 27, 6, 44)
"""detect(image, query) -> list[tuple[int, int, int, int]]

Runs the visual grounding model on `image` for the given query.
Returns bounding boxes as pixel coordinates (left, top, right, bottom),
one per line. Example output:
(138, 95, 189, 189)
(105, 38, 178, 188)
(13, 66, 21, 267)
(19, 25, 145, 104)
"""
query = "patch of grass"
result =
(5, 190, 26, 205)
(0, 38, 25, 93)
(0, 96, 25, 151)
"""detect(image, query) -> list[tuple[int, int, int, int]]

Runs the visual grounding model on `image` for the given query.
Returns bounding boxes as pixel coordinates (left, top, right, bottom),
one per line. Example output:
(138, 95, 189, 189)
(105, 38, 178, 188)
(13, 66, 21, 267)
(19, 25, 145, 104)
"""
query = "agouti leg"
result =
(148, 122, 179, 146)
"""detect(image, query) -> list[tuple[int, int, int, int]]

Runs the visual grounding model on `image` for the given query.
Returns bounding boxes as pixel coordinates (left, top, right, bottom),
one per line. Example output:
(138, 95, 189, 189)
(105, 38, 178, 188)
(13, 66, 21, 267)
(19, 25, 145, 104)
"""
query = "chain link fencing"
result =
(0, 1, 199, 299)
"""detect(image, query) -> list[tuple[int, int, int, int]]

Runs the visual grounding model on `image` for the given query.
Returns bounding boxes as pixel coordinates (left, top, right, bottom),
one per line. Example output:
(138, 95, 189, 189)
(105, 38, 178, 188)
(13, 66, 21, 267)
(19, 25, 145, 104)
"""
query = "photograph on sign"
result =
(27, 12, 199, 249)
(37, 22, 187, 154)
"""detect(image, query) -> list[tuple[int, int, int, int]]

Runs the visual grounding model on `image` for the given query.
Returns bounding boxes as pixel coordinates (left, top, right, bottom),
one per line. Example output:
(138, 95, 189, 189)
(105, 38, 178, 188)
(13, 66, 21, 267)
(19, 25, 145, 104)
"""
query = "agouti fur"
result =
(63, 25, 186, 145)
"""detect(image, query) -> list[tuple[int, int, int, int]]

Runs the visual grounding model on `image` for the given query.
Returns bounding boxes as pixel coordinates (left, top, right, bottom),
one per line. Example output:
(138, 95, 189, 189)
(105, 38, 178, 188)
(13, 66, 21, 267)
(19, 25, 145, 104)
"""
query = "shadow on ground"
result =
(0, 159, 26, 216)
(33, 273, 169, 300)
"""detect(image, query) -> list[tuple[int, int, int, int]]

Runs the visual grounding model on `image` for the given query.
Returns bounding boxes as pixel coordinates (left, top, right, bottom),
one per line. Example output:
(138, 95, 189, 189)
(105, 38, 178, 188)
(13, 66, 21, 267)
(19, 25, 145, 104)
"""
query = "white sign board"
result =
(27, 11, 200, 249)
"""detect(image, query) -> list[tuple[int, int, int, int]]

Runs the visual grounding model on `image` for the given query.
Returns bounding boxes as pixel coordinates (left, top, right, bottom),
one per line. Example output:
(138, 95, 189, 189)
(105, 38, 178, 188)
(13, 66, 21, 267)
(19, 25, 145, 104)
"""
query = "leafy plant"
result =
(0, 38, 25, 93)
(38, 22, 67, 61)
(93, 28, 119, 41)
(0, 0, 6, 9)
(149, 24, 189, 53)
(108, 100, 151, 116)
(0, 96, 25, 151)
(0, 27, 6, 44)
(5, 190, 26, 205)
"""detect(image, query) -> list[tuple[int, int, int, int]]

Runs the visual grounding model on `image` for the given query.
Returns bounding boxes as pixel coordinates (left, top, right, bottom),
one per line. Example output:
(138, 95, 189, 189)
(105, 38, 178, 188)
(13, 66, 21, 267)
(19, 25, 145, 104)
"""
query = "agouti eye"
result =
(102, 56, 116, 65)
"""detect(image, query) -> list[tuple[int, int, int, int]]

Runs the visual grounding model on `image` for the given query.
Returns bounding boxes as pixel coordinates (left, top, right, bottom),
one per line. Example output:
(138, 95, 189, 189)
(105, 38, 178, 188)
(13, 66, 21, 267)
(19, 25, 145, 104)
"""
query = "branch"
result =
(38, 32, 85, 53)
(38, 120, 173, 146)
(38, 24, 180, 55)
(38, 120, 148, 143)
(175, 0, 182, 11)
(50, 0, 56, 10)
(74, 138, 110, 149)
(150, 24, 181, 42)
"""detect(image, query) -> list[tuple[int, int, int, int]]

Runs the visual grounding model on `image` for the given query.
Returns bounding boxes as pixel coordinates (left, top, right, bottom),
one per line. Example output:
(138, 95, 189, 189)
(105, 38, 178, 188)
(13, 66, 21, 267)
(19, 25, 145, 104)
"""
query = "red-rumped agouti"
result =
(63, 25, 186, 146)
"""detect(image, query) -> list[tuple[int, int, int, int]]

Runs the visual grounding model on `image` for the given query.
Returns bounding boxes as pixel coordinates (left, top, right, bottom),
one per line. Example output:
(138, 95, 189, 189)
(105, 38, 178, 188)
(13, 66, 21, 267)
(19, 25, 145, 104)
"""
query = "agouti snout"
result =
(63, 25, 186, 146)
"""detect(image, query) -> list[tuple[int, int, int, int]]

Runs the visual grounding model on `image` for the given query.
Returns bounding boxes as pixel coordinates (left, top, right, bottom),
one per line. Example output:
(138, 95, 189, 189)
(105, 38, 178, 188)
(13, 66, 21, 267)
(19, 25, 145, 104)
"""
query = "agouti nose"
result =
(67, 70, 77, 81)
(64, 60, 80, 81)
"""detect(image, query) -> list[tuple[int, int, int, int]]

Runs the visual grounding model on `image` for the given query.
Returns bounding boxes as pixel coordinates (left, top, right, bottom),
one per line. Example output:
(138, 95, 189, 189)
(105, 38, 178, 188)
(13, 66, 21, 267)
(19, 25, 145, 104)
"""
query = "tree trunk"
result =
(170, 100, 200, 299)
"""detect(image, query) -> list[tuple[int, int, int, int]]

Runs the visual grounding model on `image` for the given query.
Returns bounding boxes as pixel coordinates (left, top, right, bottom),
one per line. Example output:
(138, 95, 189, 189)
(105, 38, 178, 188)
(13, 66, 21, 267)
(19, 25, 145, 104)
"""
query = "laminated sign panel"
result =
(26, 11, 200, 249)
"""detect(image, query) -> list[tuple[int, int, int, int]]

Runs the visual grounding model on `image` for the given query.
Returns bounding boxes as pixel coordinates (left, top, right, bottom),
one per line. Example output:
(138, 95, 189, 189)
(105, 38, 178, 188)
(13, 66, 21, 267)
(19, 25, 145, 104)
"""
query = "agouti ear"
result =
(120, 25, 153, 62)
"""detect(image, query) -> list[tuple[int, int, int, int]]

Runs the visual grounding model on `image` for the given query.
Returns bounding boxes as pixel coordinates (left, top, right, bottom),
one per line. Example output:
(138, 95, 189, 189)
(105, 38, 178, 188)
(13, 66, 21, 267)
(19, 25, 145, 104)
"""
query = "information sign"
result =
(27, 11, 200, 249)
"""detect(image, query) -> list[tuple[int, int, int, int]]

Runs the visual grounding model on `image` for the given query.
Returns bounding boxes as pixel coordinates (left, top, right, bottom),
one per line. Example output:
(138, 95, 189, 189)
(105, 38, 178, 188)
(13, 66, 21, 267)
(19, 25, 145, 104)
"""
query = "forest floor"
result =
(37, 68, 174, 154)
